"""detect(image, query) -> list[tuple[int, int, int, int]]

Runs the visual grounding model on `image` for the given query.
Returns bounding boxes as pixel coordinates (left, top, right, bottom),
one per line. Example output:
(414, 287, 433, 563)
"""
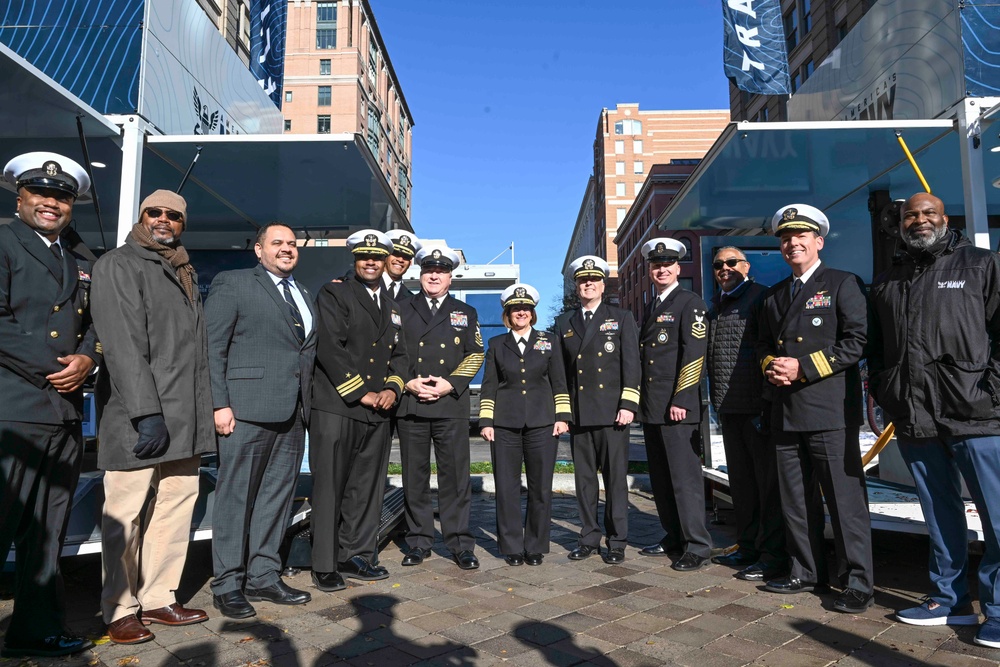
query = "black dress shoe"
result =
(764, 576, 817, 593)
(524, 553, 544, 566)
(1, 634, 94, 658)
(735, 562, 788, 582)
(640, 542, 682, 557)
(504, 554, 524, 566)
(453, 550, 480, 570)
(311, 570, 347, 592)
(213, 590, 256, 619)
(568, 545, 599, 560)
(339, 556, 390, 581)
(835, 588, 874, 613)
(671, 552, 711, 571)
(245, 579, 311, 605)
(711, 549, 759, 567)
(402, 547, 431, 566)
(602, 547, 625, 564)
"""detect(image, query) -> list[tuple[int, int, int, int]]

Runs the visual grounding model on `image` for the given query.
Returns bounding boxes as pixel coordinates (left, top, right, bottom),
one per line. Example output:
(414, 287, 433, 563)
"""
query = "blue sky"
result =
(375, 0, 732, 324)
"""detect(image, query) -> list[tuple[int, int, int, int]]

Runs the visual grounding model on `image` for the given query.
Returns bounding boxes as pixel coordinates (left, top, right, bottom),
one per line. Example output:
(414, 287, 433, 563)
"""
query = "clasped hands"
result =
(765, 356, 803, 386)
(404, 375, 453, 403)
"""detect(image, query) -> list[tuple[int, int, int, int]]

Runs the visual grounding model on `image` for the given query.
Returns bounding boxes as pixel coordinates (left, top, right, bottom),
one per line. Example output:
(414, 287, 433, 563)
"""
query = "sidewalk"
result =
(3, 488, 997, 666)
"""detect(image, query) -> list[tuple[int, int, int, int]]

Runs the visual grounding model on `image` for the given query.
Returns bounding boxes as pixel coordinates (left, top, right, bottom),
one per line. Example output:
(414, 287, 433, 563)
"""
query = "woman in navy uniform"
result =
(479, 284, 571, 566)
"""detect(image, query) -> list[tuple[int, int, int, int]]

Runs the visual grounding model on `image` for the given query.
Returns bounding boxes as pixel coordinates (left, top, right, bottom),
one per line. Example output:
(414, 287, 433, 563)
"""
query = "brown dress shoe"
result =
(140, 603, 208, 626)
(106, 616, 154, 645)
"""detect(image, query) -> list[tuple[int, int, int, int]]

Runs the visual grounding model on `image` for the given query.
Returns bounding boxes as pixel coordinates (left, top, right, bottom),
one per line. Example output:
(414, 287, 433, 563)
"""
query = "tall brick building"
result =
(282, 0, 414, 218)
(589, 105, 729, 298)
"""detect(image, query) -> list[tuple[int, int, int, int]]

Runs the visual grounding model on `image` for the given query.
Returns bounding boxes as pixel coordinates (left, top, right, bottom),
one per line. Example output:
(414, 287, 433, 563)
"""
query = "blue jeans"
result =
(898, 435, 1000, 617)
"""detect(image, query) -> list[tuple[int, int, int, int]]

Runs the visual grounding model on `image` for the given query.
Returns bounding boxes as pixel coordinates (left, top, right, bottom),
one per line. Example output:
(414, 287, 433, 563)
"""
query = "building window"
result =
(836, 21, 849, 45)
(615, 161, 625, 175)
(803, 59, 814, 81)
(634, 181, 643, 195)
(367, 106, 380, 155)
(615, 182, 626, 197)
(239, 2, 251, 49)
(613, 119, 643, 135)
(633, 140, 643, 154)
(616, 207, 627, 223)
(316, 2, 336, 49)
(285, 90, 293, 103)
(317, 115, 331, 134)
(801, 0, 812, 34)
(756, 106, 769, 122)
(320, 59, 331, 75)
(614, 140, 624, 154)
(283, 119, 291, 132)
(791, 70, 802, 93)
(368, 39, 378, 86)
(318, 86, 331, 106)
(633, 161, 644, 174)
(784, 8, 798, 52)
(679, 238, 693, 263)
(398, 185, 408, 210)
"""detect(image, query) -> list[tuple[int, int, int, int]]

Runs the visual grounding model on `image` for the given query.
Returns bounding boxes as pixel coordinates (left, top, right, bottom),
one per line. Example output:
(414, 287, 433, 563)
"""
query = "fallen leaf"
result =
(780, 604, 794, 609)
(238, 636, 255, 643)
(392, 583, 401, 588)
(117, 658, 140, 666)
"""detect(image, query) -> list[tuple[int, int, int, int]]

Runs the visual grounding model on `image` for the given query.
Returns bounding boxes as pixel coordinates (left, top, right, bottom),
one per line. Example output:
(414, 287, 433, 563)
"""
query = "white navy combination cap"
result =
(415, 245, 461, 271)
(386, 230, 422, 258)
(641, 237, 686, 262)
(3, 151, 91, 198)
(347, 229, 392, 256)
(569, 255, 609, 280)
(771, 203, 830, 237)
(501, 283, 540, 309)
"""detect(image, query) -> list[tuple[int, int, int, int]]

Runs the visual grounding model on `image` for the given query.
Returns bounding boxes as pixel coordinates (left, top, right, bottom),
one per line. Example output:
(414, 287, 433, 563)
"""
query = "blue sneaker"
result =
(896, 599, 979, 626)
(975, 618, 1000, 648)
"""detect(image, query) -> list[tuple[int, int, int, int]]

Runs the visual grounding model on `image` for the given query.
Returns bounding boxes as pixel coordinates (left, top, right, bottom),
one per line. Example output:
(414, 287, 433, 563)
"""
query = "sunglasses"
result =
(713, 258, 747, 270)
(145, 208, 184, 222)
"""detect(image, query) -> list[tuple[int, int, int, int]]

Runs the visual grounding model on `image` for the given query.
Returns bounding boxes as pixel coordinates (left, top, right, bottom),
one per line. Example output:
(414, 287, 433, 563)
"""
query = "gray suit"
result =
(205, 266, 317, 594)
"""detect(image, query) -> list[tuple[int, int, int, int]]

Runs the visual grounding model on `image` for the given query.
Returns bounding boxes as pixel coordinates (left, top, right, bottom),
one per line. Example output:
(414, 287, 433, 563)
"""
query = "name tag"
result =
(450, 312, 468, 327)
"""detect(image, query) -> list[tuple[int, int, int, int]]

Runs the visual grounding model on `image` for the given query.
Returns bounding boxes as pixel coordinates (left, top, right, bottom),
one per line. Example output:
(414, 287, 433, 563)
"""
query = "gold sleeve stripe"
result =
(453, 353, 485, 378)
(480, 399, 495, 409)
(761, 355, 776, 374)
(336, 375, 364, 396)
(810, 351, 833, 378)
(620, 387, 641, 403)
(674, 358, 704, 395)
(386, 375, 404, 391)
(479, 406, 494, 420)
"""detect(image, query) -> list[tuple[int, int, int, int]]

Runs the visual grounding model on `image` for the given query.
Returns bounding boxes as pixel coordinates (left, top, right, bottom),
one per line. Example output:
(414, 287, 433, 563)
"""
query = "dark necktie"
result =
(430, 298, 439, 316)
(791, 278, 803, 300)
(50, 242, 63, 259)
(279, 279, 305, 342)
(391, 281, 400, 298)
(372, 290, 379, 309)
(583, 311, 593, 329)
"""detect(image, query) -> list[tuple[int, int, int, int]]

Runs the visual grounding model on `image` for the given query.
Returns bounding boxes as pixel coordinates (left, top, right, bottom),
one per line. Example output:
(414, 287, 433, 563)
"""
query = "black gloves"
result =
(133, 414, 170, 460)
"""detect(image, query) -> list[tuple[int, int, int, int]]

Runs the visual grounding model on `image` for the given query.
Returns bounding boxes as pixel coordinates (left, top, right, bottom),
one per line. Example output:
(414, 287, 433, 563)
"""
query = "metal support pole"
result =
(114, 115, 146, 247)
(957, 98, 991, 249)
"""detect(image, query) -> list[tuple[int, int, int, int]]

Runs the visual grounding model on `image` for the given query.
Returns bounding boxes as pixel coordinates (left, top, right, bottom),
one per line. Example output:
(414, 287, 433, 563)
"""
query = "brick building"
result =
(282, 0, 414, 218)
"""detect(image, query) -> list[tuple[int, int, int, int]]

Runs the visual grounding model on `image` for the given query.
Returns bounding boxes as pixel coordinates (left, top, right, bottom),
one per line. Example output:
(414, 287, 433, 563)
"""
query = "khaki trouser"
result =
(101, 456, 201, 623)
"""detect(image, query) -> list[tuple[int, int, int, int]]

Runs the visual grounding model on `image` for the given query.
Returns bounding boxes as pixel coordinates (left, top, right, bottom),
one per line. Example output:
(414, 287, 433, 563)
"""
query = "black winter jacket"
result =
(707, 280, 768, 415)
(869, 231, 1000, 438)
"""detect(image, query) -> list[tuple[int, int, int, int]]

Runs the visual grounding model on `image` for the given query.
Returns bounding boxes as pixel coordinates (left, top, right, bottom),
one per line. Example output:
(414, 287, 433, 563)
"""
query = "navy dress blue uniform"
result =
(553, 303, 640, 551)
(396, 294, 484, 556)
(310, 275, 407, 574)
(639, 285, 713, 558)
(0, 153, 99, 655)
(757, 263, 873, 594)
(480, 325, 572, 557)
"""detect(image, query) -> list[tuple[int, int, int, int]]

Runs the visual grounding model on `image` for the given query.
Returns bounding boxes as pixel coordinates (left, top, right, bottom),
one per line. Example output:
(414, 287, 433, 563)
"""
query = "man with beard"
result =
(0, 152, 99, 658)
(92, 190, 214, 644)
(756, 204, 873, 614)
(310, 229, 406, 590)
(206, 222, 316, 618)
(869, 193, 1000, 647)
(396, 245, 484, 570)
(553, 255, 640, 564)
(707, 247, 786, 581)
(383, 230, 421, 301)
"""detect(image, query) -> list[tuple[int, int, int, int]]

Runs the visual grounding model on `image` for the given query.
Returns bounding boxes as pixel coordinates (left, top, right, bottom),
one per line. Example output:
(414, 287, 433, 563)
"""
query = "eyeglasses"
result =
(145, 208, 184, 222)
(713, 258, 747, 271)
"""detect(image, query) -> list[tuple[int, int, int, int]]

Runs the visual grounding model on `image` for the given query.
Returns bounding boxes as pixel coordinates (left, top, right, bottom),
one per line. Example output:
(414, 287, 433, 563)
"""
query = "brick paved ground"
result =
(2, 487, 997, 666)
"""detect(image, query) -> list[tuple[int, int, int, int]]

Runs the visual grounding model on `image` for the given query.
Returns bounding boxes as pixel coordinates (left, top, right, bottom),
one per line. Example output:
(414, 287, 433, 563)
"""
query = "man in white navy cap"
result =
(636, 237, 714, 571)
(0, 152, 99, 657)
(396, 244, 485, 569)
(755, 204, 873, 613)
(310, 229, 407, 589)
(553, 255, 640, 564)
(384, 230, 421, 301)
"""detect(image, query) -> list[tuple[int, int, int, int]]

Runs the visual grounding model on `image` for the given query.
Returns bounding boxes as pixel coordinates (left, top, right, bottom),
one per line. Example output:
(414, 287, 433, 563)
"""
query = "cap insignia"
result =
(44, 161, 61, 177)
(364, 233, 377, 247)
(654, 242, 666, 253)
(432, 249, 442, 259)
(399, 235, 411, 246)
(583, 258, 595, 270)
(514, 287, 526, 298)
(782, 207, 798, 221)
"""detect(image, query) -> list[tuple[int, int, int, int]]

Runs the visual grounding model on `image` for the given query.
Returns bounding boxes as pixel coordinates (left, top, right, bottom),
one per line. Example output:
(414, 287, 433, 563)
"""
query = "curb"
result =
(386, 473, 652, 495)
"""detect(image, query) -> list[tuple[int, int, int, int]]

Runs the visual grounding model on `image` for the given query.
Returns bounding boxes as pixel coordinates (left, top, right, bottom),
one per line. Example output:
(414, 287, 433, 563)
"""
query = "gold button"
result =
(418, 357, 422, 362)
(77, 308, 83, 315)
(521, 380, 526, 384)
(598, 352, 603, 357)
(441, 343, 446, 348)
(77, 334, 82, 340)
(440, 359, 445, 364)
(599, 384, 604, 389)
(651, 343, 656, 347)
(649, 360, 654, 365)
(522, 390, 527, 395)
(419, 342, 424, 347)
(579, 386, 584, 390)
(577, 354, 582, 359)
(372, 342, 377, 347)
(578, 370, 583, 374)
(50, 331, 59, 338)
(778, 339, 783, 345)
(796, 337, 803, 342)
(520, 369, 525, 373)
(520, 359, 524, 364)
(367, 375, 372, 379)
(370, 358, 375, 363)
(53, 305, 60, 312)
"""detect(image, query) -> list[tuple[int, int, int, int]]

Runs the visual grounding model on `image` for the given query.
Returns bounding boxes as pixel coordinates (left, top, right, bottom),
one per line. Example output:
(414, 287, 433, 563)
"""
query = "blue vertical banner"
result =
(721, 0, 791, 95)
(249, 0, 286, 108)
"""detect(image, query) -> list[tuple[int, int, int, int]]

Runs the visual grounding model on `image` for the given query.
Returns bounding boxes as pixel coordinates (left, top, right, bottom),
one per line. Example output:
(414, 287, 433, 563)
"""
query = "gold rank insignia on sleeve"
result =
(674, 357, 704, 394)
(691, 311, 707, 339)
(475, 323, 483, 347)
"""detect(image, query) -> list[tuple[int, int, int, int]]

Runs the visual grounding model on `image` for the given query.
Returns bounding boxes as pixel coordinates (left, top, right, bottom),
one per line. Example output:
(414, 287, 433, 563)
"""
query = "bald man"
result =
(869, 193, 1000, 647)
